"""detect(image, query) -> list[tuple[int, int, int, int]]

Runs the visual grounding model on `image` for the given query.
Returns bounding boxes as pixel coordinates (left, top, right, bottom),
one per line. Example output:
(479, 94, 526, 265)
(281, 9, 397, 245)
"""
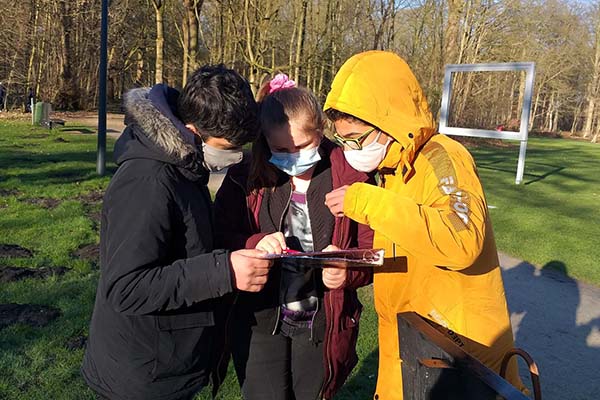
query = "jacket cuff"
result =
(343, 183, 376, 225)
(192, 250, 234, 299)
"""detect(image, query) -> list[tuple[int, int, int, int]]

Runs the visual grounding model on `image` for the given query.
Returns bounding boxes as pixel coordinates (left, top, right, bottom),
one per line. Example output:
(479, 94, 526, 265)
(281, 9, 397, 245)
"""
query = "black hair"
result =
(324, 108, 372, 127)
(177, 64, 259, 146)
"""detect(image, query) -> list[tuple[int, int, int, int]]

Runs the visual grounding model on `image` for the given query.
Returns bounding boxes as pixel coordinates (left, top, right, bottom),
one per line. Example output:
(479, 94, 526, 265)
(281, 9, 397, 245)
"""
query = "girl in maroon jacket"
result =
(214, 74, 373, 400)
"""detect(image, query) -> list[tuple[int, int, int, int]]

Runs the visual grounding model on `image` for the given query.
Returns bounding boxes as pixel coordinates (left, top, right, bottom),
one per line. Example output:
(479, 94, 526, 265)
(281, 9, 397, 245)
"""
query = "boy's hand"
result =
(229, 249, 273, 292)
(255, 232, 287, 254)
(321, 244, 346, 289)
(325, 185, 349, 217)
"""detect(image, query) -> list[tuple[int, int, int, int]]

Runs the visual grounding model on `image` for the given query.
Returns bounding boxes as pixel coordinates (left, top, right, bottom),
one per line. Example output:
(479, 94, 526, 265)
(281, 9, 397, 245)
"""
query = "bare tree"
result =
(152, 0, 165, 84)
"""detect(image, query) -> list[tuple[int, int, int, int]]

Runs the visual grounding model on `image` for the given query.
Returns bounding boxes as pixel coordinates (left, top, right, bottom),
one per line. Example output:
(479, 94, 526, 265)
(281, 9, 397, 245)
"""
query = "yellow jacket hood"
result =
(324, 51, 436, 178)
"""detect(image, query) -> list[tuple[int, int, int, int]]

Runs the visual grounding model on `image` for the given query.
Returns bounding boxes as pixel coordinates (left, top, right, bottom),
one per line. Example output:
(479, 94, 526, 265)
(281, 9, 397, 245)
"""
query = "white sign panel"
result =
(438, 62, 535, 184)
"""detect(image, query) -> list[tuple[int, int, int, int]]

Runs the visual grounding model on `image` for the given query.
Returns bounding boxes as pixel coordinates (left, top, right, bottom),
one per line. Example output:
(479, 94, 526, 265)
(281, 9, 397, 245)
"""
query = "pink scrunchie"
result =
(269, 73, 296, 94)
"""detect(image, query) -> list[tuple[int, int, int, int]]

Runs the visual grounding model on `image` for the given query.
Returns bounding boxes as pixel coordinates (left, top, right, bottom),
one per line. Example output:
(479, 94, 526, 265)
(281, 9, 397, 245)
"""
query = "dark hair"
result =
(248, 82, 325, 192)
(177, 64, 259, 146)
(325, 108, 372, 126)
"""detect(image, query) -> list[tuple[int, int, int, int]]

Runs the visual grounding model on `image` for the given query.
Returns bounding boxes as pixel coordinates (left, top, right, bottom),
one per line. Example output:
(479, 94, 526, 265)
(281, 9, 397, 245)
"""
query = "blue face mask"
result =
(269, 146, 321, 176)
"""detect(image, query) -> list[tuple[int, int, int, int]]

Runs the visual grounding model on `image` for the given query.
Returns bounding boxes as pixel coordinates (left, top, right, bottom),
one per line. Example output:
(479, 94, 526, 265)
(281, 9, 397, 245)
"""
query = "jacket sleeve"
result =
(102, 175, 233, 315)
(343, 158, 488, 270)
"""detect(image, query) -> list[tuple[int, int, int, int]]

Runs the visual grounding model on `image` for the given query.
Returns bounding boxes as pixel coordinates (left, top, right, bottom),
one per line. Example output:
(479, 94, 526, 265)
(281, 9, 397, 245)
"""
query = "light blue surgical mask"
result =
(269, 146, 321, 176)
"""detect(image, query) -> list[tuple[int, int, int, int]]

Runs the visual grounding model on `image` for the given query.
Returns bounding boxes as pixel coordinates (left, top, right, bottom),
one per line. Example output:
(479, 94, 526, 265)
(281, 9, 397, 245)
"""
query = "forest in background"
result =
(1, 0, 599, 142)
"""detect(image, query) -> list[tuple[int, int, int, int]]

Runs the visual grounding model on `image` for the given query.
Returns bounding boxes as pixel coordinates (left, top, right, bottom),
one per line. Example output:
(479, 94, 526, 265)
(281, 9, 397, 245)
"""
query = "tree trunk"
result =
(55, 0, 79, 110)
(135, 47, 145, 86)
(182, 6, 190, 86)
(26, 0, 39, 91)
(445, 0, 463, 65)
(152, 0, 164, 84)
(183, 0, 204, 75)
(583, 9, 600, 138)
(293, 0, 308, 82)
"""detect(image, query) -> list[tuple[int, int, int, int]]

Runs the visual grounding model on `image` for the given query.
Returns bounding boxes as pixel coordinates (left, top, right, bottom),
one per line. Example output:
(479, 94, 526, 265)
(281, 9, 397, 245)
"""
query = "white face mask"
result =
(343, 131, 391, 172)
(202, 142, 243, 172)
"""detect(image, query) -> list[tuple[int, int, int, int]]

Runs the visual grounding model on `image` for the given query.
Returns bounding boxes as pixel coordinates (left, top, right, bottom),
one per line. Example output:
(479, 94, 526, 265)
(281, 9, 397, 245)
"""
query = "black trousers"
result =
(234, 319, 325, 400)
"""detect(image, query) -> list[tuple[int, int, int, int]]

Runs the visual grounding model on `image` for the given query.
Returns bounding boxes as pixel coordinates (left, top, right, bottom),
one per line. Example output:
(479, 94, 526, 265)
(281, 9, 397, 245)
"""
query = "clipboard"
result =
(260, 248, 385, 268)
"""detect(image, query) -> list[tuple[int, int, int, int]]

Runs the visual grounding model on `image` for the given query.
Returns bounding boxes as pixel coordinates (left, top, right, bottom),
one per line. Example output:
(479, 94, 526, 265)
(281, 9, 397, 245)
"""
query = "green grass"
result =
(466, 136, 600, 285)
(0, 121, 114, 399)
(0, 120, 598, 399)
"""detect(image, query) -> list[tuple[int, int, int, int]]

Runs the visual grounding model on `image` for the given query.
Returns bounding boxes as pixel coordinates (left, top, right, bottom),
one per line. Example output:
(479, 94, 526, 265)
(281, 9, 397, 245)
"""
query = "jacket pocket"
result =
(152, 311, 215, 381)
(340, 300, 362, 331)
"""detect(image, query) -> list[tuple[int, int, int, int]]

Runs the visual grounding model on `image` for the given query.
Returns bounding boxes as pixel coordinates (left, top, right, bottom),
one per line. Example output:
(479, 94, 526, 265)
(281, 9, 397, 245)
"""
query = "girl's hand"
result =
(322, 244, 346, 289)
(255, 232, 287, 254)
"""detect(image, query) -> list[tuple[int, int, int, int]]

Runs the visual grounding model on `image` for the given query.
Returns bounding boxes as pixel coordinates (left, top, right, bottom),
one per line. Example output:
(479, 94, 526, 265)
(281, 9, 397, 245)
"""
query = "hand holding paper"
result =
(230, 249, 273, 292)
(322, 245, 347, 289)
(255, 232, 287, 254)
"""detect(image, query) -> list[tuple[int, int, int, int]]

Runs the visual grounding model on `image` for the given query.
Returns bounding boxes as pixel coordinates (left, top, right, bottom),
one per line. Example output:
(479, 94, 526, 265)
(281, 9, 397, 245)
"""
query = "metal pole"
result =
(515, 139, 528, 184)
(97, 0, 109, 176)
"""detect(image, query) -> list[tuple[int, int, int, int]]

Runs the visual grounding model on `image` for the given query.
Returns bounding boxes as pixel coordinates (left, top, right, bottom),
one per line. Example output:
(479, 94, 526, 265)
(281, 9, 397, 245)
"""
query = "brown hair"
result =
(248, 81, 325, 192)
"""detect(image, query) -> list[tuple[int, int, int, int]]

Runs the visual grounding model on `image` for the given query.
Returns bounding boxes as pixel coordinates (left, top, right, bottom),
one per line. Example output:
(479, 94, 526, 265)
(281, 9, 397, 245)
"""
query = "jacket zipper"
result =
(321, 215, 346, 396)
(272, 185, 293, 335)
(229, 175, 254, 230)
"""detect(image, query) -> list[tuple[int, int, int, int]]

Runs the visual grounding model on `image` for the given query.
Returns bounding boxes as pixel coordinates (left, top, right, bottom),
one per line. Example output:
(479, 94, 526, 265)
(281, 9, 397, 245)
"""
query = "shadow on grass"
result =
(60, 127, 96, 134)
(0, 149, 113, 167)
(9, 166, 117, 186)
(0, 148, 117, 186)
(476, 161, 565, 185)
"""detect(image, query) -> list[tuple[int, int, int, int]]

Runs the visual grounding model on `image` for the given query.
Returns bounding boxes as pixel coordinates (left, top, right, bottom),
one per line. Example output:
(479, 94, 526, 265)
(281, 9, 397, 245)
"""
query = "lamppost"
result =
(97, 0, 109, 175)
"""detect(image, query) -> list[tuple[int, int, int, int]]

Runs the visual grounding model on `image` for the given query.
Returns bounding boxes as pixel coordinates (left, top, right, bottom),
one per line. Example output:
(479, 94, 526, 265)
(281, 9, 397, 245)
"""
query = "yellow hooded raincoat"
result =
(324, 51, 524, 399)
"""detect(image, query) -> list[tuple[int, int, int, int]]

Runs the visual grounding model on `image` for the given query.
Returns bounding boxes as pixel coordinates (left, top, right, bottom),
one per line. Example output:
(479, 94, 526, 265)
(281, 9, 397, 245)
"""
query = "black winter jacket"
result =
(82, 85, 233, 400)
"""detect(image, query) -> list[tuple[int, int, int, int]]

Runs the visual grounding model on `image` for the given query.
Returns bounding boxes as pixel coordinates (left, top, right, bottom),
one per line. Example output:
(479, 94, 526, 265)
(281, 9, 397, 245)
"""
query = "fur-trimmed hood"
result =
(114, 85, 207, 181)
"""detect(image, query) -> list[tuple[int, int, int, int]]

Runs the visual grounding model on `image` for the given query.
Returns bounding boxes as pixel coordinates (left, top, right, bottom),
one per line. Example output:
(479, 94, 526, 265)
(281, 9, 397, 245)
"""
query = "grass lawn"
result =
(0, 120, 597, 399)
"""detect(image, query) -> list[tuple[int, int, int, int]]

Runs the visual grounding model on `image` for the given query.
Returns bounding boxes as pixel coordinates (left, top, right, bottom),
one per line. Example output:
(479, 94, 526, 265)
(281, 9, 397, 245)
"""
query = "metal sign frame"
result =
(438, 62, 535, 184)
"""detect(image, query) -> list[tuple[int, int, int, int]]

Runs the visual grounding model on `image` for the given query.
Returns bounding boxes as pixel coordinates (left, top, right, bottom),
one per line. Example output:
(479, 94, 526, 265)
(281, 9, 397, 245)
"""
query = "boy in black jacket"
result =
(82, 65, 271, 400)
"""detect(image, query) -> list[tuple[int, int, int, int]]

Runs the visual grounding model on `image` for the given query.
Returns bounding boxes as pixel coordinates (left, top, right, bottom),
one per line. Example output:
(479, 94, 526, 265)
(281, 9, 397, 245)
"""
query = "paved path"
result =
(61, 113, 230, 192)
(500, 253, 600, 400)
(66, 112, 125, 138)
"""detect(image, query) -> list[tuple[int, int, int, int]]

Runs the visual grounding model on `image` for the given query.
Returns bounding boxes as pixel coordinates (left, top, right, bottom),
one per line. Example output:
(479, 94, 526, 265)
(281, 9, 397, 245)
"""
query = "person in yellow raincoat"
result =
(323, 51, 525, 399)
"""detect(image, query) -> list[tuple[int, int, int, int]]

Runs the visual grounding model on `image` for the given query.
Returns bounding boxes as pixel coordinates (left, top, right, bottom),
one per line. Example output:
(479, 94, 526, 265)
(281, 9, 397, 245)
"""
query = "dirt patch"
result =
(22, 197, 61, 209)
(78, 191, 104, 232)
(0, 266, 69, 283)
(0, 303, 61, 330)
(0, 244, 33, 258)
(73, 244, 99, 268)
(0, 188, 21, 197)
(77, 190, 104, 204)
(65, 334, 87, 350)
(53, 137, 69, 143)
(87, 210, 101, 230)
